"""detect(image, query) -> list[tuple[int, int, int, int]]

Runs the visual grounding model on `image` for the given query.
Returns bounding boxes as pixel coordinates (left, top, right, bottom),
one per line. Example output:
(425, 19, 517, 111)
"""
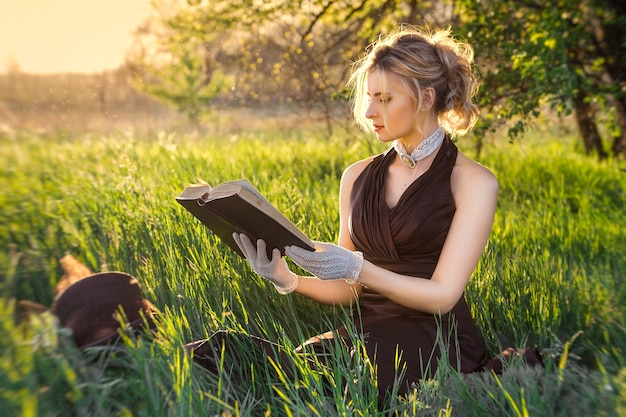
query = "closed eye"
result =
(369, 92, 391, 103)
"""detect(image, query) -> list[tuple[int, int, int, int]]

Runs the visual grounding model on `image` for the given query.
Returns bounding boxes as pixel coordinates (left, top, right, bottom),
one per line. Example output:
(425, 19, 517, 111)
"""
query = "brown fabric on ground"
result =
(482, 347, 544, 374)
(51, 271, 159, 348)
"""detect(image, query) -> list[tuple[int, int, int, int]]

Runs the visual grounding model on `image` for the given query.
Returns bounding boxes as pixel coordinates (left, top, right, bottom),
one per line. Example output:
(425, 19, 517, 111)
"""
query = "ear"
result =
(421, 87, 436, 111)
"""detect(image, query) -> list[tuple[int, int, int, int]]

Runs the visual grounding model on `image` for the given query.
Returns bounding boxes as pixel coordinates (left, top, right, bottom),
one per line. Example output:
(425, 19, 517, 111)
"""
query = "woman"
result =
(217, 25, 497, 398)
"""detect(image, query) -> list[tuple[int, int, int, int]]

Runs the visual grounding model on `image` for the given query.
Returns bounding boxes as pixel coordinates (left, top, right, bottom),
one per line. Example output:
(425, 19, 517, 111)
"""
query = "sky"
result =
(0, 0, 154, 74)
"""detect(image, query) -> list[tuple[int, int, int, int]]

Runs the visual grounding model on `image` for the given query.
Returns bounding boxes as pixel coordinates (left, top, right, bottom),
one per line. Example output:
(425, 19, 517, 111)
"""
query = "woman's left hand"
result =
(285, 242, 363, 283)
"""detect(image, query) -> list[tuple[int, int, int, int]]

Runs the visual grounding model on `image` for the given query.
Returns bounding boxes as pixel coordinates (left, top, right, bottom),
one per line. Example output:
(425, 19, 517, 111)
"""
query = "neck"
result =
(394, 127, 445, 169)
(400, 122, 441, 153)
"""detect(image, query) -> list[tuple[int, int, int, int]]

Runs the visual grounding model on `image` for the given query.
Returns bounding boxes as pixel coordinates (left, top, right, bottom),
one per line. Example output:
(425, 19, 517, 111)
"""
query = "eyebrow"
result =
(367, 92, 393, 97)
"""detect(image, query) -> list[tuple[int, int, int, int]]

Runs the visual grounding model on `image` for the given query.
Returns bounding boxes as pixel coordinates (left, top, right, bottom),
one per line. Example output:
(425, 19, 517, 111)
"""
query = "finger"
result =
(284, 247, 301, 265)
(284, 245, 300, 257)
(239, 234, 258, 260)
(285, 246, 315, 268)
(270, 248, 282, 264)
(256, 239, 270, 263)
(312, 241, 328, 251)
(285, 245, 314, 260)
(233, 232, 244, 252)
(232, 233, 249, 258)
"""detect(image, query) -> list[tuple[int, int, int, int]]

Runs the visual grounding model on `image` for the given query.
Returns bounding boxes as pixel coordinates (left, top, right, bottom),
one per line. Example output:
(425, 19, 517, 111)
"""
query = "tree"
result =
(591, 0, 626, 156)
(129, 0, 625, 157)
(456, 0, 626, 158)
(128, 0, 451, 131)
(127, 3, 233, 123)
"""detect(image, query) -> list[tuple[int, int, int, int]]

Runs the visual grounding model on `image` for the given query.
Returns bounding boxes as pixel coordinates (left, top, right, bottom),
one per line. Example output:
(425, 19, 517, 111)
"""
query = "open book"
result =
(176, 179, 314, 258)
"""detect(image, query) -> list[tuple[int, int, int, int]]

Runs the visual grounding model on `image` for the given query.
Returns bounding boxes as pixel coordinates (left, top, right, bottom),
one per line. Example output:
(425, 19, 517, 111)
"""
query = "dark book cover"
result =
(176, 179, 314, 259)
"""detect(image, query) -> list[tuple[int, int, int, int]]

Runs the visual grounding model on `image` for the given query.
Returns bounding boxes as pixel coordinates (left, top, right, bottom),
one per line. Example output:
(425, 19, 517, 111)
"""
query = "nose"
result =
(365, 101, 376, 119)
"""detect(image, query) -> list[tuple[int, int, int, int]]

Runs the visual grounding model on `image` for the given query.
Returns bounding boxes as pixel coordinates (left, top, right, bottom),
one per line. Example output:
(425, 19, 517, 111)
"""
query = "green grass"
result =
(1, 125, 624, 416)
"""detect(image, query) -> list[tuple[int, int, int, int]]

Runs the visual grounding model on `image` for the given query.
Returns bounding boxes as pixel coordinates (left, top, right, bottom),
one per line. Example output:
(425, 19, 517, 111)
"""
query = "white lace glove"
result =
(232, 233, 298, 294)
(285, 241, 363, 283)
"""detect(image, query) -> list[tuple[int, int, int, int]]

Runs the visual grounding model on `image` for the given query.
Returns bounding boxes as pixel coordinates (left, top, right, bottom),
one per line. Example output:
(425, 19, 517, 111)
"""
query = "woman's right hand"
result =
(232, 233, 298, 295)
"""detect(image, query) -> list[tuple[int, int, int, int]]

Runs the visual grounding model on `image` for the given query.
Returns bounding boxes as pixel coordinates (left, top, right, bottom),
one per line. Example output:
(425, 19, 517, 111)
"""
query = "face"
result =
(365, 69, 420, 146)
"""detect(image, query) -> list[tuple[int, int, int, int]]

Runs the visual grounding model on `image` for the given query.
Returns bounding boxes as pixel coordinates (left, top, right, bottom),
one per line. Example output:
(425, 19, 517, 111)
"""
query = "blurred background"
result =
(1, 0, 624, 159)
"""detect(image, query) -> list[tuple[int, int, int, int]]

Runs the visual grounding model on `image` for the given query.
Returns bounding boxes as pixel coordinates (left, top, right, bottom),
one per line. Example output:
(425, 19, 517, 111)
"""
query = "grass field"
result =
(1, 121, 625, 416)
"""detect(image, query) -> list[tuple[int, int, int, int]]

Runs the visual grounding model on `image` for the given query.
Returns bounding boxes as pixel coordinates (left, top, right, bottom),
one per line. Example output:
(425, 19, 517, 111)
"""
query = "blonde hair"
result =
(348, 26, 480, 137)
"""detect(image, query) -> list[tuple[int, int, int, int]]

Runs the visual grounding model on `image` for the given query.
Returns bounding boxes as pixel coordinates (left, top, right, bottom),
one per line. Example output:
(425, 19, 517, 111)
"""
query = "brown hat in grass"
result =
(51, 271, 159, 348)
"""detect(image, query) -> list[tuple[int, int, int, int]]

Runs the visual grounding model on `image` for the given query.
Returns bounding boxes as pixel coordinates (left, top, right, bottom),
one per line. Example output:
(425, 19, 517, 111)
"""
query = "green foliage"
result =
(1, 127, 624, 415)
(457, 0, 626, 156)
(128, 0, 626, 156)
(129, 6, 234, 123)
(468, 138, 626, 371)
(128, 0, 445, 121)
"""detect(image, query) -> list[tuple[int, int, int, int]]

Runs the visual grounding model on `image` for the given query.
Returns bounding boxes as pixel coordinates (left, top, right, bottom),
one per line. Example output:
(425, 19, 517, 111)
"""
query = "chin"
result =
(375, 133, 394, 144)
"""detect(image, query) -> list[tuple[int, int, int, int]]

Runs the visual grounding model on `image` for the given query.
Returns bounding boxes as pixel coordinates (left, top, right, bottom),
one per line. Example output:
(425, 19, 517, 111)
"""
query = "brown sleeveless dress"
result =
(186, 137, 490, 398)
(348, 137, 486, 395)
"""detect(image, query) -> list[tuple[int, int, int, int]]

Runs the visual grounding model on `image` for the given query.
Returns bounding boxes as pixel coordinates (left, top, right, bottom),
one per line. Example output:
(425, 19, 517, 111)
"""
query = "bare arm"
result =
(356, 153, 498, 314)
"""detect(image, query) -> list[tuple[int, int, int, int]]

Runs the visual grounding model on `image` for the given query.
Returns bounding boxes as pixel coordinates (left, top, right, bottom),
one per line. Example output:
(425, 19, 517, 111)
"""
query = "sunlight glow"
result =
(0, 0, 153, 74)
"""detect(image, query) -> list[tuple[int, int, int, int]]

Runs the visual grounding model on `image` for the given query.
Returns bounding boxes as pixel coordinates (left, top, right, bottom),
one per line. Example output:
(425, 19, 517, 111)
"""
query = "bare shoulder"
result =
(452, 151, 498, 199)
(341, 156, 375, 188)
(337, 156, 376, 252)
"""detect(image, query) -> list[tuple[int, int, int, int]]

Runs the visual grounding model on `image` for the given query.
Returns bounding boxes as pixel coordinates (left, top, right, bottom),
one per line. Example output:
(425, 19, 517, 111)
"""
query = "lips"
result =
(373, 124, 384, 132)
